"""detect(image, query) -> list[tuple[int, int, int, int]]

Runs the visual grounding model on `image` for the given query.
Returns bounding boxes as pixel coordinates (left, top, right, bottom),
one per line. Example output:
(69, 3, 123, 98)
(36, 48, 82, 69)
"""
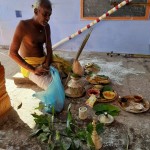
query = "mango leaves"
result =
(31, 104, 104, 150)
(93, 104, 120, 116)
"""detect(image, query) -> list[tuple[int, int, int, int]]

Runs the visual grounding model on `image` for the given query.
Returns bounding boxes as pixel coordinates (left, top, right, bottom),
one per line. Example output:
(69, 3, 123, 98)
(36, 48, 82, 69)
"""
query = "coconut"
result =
(72, 60, 84, 76)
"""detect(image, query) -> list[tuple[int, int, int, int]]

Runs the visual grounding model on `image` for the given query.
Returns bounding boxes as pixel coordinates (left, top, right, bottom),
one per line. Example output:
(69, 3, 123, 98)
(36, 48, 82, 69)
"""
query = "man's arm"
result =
(43, 24, 53, 69)
(9, 21, 35, 73)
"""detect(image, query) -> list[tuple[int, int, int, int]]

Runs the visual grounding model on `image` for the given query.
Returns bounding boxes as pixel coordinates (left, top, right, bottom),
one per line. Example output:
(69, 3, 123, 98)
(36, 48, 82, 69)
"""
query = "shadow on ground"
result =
(0, 108, 47, 149)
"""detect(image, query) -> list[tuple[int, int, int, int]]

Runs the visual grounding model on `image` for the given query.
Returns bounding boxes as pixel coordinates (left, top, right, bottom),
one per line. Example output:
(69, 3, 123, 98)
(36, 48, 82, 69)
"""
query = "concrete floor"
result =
(0, 48, 150, 150)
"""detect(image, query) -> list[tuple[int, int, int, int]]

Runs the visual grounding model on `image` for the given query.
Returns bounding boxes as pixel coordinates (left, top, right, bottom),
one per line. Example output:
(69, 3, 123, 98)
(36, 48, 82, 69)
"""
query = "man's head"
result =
(33, 0, 52, 26)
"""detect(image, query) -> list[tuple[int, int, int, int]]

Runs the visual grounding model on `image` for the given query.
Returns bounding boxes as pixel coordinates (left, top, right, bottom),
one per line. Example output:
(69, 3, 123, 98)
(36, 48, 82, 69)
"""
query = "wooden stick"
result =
(64, 72, 71, 87)
(107, 51, 150, 58)
(111, 2, 150, 6)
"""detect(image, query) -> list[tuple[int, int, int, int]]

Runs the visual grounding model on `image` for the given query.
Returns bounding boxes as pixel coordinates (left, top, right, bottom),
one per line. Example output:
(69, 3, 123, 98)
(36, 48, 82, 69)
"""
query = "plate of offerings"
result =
(118, 95, 150, 113)
(93, 85, 118, 103)
(84, 63, 100, 75)
(87, 88, 100, 98)
(86, 74, 110, 85)
(97, 90, 118, 103)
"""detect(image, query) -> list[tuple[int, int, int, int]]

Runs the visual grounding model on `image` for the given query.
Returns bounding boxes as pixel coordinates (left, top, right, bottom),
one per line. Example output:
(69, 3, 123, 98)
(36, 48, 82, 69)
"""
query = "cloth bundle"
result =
(33, 66, 65, 113)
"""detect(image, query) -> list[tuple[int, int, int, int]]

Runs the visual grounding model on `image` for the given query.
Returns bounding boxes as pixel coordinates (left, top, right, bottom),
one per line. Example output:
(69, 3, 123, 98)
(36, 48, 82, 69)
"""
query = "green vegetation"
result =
(31, 104, 104, 150)
(101, 85, 113, 92)
(93, 104, 120, 116)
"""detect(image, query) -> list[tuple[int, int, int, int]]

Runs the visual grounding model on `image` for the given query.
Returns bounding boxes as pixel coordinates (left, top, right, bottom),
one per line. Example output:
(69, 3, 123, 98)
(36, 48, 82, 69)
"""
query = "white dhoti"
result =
(21, 56, 52, 90)
(29, 72, 52, 90)
(20, 55, 72, 90)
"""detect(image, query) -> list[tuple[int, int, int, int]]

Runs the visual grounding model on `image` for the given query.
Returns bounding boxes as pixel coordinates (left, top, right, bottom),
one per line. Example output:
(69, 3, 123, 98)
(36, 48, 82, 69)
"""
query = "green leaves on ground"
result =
(31, 103, 104, 150)
(66, 104, 75, 135)
(86, 122, 104, 135)
(93, 104, 120, 116)
(32, 113, 50, 128)
(101, 85, 113, 92)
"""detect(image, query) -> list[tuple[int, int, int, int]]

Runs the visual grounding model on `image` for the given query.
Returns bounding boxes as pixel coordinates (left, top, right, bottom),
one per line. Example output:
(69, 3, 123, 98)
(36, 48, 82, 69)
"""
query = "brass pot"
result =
(66, 75, 85, 98)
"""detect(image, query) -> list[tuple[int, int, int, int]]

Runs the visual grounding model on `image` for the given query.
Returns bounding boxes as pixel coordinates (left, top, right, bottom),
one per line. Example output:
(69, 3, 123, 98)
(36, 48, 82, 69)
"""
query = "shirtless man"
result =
(9, 0, 53, 90)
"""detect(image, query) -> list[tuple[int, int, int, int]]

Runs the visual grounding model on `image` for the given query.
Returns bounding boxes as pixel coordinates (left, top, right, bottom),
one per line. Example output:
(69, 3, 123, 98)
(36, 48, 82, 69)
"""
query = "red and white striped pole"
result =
(52, 0, 132, 50)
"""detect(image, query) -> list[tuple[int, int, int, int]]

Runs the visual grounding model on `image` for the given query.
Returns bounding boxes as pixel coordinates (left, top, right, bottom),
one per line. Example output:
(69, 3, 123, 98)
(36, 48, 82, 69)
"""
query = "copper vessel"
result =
(65, 75, 85, 98)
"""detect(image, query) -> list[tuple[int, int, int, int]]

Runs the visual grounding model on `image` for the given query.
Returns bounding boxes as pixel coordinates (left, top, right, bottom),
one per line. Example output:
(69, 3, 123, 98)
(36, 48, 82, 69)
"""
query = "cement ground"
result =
(0, 48, 150, 150)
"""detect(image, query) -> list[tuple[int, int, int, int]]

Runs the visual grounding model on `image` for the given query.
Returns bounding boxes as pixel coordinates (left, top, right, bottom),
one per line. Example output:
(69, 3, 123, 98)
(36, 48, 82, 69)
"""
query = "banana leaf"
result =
(93, 104, 120, 116)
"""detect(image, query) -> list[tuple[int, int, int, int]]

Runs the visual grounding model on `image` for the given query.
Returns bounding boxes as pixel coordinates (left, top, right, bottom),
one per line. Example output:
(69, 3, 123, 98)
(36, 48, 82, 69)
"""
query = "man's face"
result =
(37, 6, 52, 26)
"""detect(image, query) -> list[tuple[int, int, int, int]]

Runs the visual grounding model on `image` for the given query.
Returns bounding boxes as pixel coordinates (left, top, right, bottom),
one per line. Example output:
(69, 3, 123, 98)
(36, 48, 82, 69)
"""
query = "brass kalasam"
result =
(65, 75, 85, 98)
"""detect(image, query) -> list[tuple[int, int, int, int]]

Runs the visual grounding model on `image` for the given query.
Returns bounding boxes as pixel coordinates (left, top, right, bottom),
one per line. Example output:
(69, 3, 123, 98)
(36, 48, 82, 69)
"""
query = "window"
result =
(80, 0, 150, 20)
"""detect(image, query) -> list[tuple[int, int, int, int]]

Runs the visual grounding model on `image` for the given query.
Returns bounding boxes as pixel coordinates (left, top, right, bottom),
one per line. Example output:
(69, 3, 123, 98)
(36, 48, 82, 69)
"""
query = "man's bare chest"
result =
(23, 28, 46, 45)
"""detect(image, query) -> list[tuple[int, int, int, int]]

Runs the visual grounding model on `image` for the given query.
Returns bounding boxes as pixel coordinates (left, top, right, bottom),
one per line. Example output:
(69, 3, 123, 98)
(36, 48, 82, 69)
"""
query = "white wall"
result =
(0, 0, 34, 45)
(0, 0, 150, 54)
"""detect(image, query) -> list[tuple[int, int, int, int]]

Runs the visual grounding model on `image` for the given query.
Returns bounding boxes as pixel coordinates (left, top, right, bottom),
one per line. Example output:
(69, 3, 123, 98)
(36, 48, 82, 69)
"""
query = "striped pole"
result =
(52, 0, 132, 50)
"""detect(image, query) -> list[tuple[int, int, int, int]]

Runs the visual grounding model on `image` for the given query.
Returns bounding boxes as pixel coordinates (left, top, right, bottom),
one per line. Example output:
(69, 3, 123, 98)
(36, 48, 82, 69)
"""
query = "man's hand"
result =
(34, 65, 49, 76)
(42, 63, 49, 70)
